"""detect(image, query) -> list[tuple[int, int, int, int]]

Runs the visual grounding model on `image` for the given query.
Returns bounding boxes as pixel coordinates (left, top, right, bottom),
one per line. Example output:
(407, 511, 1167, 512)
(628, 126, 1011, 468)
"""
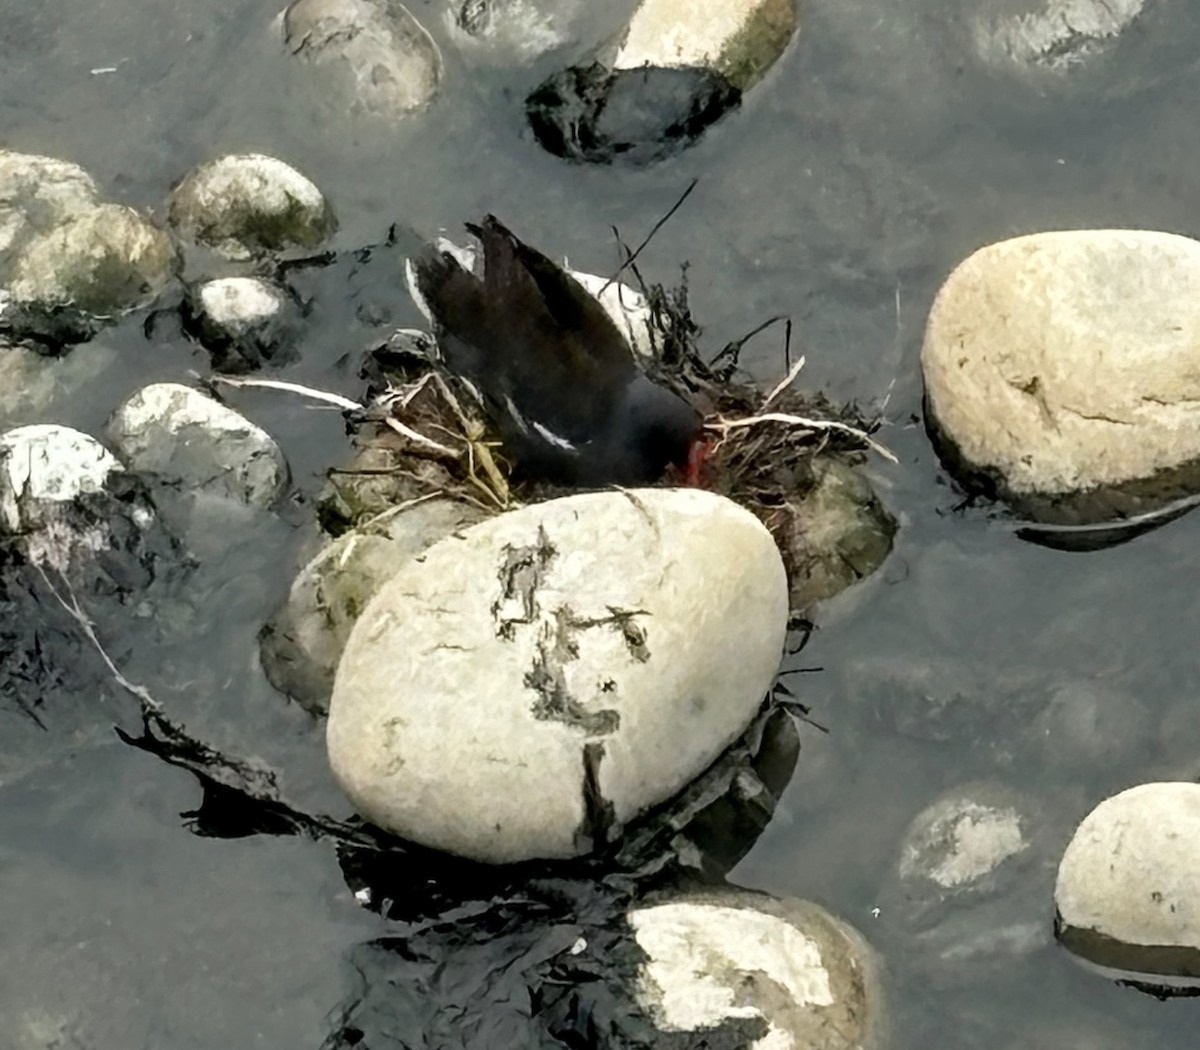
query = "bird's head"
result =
(605, 375, 704, 485)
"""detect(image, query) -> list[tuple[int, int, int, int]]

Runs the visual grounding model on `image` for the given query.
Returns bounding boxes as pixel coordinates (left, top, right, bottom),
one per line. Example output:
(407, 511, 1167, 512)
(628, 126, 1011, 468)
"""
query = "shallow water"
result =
(5, 0, 1200, 1045)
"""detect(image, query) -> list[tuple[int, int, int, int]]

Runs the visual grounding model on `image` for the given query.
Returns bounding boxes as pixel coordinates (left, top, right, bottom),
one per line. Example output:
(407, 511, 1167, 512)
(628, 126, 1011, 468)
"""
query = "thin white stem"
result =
(705, 412, 898, 463)
(761, 355, 807, 410)
(382, 417, 460, 458)
(210, 375, 363, 411)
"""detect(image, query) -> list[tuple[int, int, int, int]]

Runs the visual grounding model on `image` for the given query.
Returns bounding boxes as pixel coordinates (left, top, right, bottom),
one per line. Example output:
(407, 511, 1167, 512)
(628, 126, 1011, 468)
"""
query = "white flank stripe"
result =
(532, 421, 576, 451)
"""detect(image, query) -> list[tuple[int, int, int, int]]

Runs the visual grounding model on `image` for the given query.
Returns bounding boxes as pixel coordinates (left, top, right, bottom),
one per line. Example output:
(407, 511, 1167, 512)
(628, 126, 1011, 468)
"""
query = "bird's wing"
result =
(477, 215, 636, 374)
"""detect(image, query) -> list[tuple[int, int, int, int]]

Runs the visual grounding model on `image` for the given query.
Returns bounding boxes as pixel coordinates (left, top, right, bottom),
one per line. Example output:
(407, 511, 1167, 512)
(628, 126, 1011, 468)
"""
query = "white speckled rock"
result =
(614, 0, 797, 91)
(900, 787, 1029, 892)
(923, 230, 1200, 506)
(106, 383, 288, 508)
(282, 0, 442, 118)
(972, 0, 1145, 74)
(261, 498, 486, 714)
(327, 488, 788, 863)
(629, 891, 880, 1049)
(447, 0, 580, 60)
(1056, 782, 1200, 982)
(198, 276, 286, 331)
(167, 154, 335, 260)
(0, 424, 131, 570)
(189, 276, 299, 370)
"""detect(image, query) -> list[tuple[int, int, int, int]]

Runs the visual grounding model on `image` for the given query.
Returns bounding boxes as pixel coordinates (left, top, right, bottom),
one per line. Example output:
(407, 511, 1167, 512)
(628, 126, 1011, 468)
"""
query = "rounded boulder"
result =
(326, 487, 788, 863)
(167, 153, 335, 260)
(106, 383, 289, 508)
(1056, 782, 1200, 987)
(923, 230, 1200, 519)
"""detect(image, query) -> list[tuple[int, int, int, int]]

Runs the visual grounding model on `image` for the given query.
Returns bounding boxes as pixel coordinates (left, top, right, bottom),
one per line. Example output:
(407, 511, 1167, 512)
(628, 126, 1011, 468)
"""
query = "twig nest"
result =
(326, 487, 788, 863)
(167, 153, 335, 260)
(0, 423, 147, 573)
(923, 230, 1200, 523)
(526, 0, 796, 163)
(628, 890, 882, 1049)
(261, 497, 485, 714)
(105, 383, 289, 508)
(281, 0, 442, 119)
(1056, 782, 1200, 994)
(184, 276, 301, 372)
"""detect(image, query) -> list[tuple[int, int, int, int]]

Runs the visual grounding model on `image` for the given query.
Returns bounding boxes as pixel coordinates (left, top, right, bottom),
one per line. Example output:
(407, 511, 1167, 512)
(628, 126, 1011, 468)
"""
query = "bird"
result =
(405, 215, 703, 487)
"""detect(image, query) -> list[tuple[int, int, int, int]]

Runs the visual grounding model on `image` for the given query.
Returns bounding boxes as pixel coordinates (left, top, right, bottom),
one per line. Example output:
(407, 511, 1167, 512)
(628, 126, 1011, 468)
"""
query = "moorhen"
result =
(406, 215, 702, 486)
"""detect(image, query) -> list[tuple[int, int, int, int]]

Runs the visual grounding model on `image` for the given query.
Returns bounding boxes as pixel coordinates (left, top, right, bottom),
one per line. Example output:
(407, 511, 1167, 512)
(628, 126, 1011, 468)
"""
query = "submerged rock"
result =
(106, 383, 289, 508)
(326, 487, 788, 863)
(261, 497, 485, 714)
(629, 890, 881, 1049)
(527, 0, 797, 164)
(769, 458, 896, 610)
(167, 153, 335, 261)
(184, 276, 300, 372)
(0, 339, 117, 428)
(282, 0, 442, 119)
(447, 0, 581, 61)
(1056, 782, 1200, 994)
(923, 230, 1200, 524)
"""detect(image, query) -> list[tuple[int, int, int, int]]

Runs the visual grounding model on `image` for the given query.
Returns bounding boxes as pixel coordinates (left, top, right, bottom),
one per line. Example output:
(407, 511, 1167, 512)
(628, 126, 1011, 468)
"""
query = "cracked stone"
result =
(326, 488, 788, 863)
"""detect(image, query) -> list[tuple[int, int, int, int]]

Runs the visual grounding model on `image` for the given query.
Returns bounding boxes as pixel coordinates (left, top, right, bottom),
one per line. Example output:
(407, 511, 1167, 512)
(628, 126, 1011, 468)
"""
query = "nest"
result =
(304, 270, 895, 611)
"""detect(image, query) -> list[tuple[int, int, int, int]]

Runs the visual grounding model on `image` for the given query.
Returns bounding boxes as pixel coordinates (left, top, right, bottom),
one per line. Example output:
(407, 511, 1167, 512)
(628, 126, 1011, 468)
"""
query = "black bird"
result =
(406, 215, 703, 487)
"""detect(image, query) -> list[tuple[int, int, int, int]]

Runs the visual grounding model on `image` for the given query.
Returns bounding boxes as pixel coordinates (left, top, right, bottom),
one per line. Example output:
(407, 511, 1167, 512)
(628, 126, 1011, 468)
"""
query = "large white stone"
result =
(614, 0, 797, 91)
(1056, 782, 1200, 979)
(629, 891, 879, 1049)
(167, 154, 335, 260)
(327, 488, 788, 863)
(922, 230, 1200, 500)
(106, 383, 288, 508)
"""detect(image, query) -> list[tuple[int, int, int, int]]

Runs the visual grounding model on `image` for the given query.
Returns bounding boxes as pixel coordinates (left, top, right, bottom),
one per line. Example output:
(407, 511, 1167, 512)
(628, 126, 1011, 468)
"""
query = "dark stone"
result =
(526, 62, 741, 165)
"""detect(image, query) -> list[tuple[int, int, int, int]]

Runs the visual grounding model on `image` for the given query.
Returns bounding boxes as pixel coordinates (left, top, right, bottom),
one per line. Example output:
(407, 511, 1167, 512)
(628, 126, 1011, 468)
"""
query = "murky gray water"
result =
(5, 0, 1200, 1046)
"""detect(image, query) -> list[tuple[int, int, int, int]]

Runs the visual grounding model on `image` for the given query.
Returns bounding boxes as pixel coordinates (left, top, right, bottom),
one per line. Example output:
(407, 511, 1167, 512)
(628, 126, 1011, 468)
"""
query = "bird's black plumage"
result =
(408, 215, 702, 486)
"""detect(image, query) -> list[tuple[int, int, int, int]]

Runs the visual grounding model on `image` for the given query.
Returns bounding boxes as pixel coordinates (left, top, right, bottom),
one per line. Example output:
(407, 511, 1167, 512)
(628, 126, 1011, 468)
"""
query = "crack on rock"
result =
(1004, 372, 1060, 431)
(575, 740, 617, 853)
(491, 525, 556, 639)
(1059, 403, 1136, 426)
